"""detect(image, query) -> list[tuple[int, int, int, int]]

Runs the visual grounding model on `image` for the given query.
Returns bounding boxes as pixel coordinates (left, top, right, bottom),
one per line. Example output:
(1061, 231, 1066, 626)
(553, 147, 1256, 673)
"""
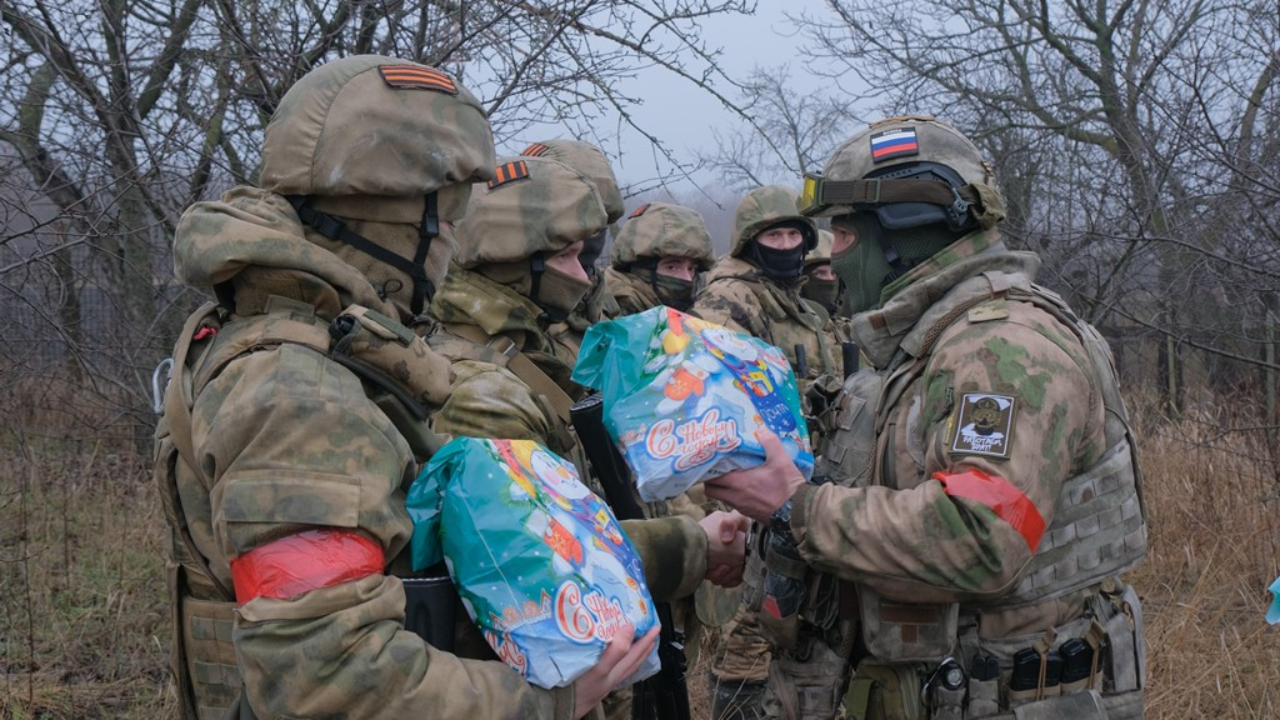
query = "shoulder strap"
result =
(440, 322, 575, 423)
(160, 302, 234, 601)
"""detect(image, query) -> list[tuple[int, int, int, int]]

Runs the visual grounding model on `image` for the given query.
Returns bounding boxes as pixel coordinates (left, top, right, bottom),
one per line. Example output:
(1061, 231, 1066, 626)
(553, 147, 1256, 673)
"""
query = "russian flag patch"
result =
(869, 127, 919, 163)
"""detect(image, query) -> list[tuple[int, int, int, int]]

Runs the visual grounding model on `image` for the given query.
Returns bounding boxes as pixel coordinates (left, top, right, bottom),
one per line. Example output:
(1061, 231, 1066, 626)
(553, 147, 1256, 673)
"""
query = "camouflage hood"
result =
(848, 228, 1041, 367)
(173, 187, 397, 319)
(611, 202, 715, 271)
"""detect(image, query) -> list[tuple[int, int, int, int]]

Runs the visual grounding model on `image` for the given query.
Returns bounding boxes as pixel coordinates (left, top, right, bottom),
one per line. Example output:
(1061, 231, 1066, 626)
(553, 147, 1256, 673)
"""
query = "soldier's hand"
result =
(572, 624, 660, 718)
(703, 429, 805, 523)
(700, 510, 750, 587)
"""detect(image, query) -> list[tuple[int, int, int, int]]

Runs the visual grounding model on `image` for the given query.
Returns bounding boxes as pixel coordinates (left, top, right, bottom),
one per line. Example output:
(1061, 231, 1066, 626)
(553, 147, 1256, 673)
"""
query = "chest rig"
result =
(155, 294, 451, 720)
(799, 270, 1147, 667)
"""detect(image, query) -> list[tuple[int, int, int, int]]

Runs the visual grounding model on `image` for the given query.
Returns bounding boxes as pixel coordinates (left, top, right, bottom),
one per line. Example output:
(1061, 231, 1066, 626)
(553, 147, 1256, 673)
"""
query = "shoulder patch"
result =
(377, 64, 458, 95)
(869, 127, 919, 163)
(967, 299, 1009, 323)
(950, 393, 1016, 459)
(521, 142, 550, 157)
(629, 203, 650, 219)
(487, 160, 530, 189)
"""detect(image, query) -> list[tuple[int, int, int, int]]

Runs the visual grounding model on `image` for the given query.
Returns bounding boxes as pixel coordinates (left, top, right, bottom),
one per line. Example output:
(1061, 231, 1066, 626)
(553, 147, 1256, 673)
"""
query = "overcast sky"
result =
(498, 6, 842, 194)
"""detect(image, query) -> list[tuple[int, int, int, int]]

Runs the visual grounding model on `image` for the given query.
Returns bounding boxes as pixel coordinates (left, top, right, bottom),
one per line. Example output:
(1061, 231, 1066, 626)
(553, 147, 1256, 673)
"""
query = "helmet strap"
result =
(287, 194, 439, 316)
(529, 251, 546, 307)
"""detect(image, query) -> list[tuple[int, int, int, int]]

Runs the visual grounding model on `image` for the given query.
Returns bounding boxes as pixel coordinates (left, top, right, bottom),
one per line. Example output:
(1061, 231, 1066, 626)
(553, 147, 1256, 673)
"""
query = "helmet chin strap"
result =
(287, 193, 440, 316)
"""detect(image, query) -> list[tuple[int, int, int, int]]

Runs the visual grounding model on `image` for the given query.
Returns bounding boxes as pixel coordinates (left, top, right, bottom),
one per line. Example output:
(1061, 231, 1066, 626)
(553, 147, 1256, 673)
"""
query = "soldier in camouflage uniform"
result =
(801, 230, 844, 320)
(704, 116, 1147, 720)
(428, 153, 749, 720)
(155, 56, 740, 720)
(604, 202, 715, 315)
(691, 185, 842, 384)
(520, 140, 624, 362)
(692, 188, 846, 719)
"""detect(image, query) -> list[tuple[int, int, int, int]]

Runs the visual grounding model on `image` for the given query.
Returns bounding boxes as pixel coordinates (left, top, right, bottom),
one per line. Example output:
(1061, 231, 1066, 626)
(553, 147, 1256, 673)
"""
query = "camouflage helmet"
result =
(260, 55, 495, 201)
(453, 156, 608, 269)
(803, 115, 1005, 230)
(730, 185, 818, 257)
(611, 203, 715, 272)
(805, 229, 835, 268)
(521, 140, 625, 223)
(257, 56, 496, 317)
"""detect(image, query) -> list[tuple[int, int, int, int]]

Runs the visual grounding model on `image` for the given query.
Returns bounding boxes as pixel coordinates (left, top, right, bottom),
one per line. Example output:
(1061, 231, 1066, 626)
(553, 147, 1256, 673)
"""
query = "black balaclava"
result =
(747, 221, 810, 283)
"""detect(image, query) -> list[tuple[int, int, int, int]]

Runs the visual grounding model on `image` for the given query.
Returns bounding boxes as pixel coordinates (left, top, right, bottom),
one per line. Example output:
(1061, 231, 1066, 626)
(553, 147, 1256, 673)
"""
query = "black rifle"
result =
(570, 393, 691, 720)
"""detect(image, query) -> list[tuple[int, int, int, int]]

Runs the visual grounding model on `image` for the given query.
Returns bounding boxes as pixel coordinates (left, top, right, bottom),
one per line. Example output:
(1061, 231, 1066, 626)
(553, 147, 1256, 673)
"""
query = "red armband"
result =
(932, 469, 1046, 552)
(230, 529, 385, 605)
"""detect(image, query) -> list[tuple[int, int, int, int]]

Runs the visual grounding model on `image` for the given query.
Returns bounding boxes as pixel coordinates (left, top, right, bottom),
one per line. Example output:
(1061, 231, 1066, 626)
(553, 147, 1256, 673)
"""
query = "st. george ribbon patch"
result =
(950, 393, 1016, 458)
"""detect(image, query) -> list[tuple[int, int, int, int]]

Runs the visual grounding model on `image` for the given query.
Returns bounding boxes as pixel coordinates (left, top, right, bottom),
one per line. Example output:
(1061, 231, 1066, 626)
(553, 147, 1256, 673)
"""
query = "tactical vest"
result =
(156, 295, 449, 720)
(816, 276, 1147, 617)
(701, 267, 842, 382)
(761, 271, 1148, 719)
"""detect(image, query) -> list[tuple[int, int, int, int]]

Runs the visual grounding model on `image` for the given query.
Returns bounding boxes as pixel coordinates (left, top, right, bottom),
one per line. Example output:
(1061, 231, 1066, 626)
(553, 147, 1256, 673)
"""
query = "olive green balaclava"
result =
(831, 214, 960, 314)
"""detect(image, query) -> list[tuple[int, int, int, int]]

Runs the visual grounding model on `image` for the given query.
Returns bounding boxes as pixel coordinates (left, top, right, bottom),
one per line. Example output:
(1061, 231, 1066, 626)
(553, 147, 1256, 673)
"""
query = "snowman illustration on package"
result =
(573, 306, 814, 502)
(404, 437, 660, 689)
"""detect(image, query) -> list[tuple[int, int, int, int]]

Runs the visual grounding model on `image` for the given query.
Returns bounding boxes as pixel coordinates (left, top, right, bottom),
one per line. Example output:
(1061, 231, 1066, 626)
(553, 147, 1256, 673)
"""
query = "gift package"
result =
(573, 305, 813, 501)
(406, 436, 660, 688)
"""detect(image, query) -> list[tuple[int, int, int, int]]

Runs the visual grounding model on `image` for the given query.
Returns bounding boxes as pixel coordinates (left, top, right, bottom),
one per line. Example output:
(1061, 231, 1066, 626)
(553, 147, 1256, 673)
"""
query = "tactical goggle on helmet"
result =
(800, 115, 1004, 231)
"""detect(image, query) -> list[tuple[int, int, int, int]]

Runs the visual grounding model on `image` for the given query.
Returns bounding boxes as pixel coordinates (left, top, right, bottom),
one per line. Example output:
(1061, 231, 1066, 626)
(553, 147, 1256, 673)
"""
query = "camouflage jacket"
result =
(164, 187, 581, 719)
(691, 256, 842, 386)
(792, 229, 1131, 639)
(428, 266, 709, 603)
(602, 266, 661, 318)
(164, 188, 702, 720)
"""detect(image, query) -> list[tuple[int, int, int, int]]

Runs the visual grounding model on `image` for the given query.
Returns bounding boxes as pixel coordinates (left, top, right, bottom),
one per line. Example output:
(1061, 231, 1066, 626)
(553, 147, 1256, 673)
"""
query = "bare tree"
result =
(0, 0, 756, 439)
(790, 0, 1280, 415)
(698, 65, 858, 190)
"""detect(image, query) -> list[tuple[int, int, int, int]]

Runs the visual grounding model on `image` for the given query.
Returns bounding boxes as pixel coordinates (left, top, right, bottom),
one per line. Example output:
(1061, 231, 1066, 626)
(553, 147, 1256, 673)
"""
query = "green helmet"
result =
(521, 139, 625, 223)
(730, 185, 818, 258)
(610, 203, 715, 271)
(805, 229, 834, 268)
(261, 55, 495, 201)
(453, 156, 608, 269)
(802, 115, 1005, 230)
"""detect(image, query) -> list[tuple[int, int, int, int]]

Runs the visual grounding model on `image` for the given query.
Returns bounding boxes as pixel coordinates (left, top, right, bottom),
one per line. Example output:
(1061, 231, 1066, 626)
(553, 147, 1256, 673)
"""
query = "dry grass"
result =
(0, 434, 175, 719)
(2, 393, 1277, 719)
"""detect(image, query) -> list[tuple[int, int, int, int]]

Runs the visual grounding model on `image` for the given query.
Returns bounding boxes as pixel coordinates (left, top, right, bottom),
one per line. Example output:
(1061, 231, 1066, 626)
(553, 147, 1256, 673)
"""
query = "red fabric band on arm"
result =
(933, 469, 1047, 552)
(230, 529, 386, 605)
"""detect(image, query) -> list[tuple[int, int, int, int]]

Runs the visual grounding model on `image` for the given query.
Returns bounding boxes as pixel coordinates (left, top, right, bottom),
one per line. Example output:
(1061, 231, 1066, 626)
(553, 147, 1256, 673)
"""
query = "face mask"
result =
(831, 215, 892, 314)
(749, 241, 807, 283)
(801, 275, 841, 313)
(652, 274, 695, 311)
(535, 264, 592, 322)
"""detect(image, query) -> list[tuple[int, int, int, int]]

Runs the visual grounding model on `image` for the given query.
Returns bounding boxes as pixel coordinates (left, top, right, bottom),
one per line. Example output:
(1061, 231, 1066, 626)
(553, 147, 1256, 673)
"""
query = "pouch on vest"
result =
(850, 660, 926, 720)
(742, 522, 806, 649)
(329, 304, 453, 419)
(766, 637, 848, 720)
(1011, 689, 1108, 720)
(857, 584, 958, 663)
